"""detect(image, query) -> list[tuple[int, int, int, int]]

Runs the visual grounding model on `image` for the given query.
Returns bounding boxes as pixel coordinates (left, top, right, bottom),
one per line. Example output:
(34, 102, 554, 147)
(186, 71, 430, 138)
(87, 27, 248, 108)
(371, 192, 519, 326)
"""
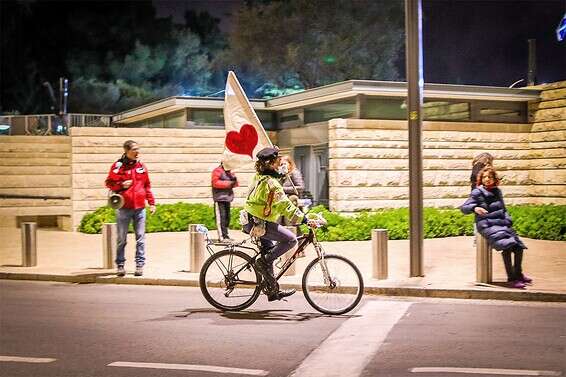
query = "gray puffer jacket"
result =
(460, 186, 526, 251)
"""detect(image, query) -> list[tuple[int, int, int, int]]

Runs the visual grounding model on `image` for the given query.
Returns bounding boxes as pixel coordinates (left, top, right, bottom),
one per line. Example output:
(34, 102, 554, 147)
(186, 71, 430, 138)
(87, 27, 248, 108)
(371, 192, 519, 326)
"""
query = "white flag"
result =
(222, 71, 273, 171)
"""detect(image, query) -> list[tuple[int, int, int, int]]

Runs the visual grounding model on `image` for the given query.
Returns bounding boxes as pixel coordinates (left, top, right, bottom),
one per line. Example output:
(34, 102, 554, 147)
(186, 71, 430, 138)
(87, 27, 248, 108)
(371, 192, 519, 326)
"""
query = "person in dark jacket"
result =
(470, 152, 494, 189)
(105, 140, 155, 277)
(460, 166, 531, 289)
(211, 162, 238, 241)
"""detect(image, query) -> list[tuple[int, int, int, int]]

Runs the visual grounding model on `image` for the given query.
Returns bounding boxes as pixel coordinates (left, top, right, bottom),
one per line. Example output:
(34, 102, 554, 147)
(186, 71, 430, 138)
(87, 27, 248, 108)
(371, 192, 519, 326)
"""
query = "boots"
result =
(254, 256, 296, 301)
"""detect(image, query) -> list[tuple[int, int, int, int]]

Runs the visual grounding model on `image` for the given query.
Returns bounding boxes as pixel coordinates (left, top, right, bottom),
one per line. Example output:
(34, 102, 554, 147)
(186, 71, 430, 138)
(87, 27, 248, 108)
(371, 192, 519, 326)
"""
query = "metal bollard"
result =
(21, 222, 37, 267)
(281, 226, 297, 276)
(476, 233, 492, 283)
(371, 229, 388, 280)
(102, 223, 117, 269)
(189, 224, 205, 273)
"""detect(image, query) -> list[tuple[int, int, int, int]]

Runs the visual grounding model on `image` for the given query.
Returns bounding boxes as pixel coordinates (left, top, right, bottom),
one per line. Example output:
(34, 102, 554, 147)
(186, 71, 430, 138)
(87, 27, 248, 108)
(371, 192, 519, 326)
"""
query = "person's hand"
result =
(122, 180, 133, 189)
(474, 207, 488, 216)
(149, 205, 156, 215)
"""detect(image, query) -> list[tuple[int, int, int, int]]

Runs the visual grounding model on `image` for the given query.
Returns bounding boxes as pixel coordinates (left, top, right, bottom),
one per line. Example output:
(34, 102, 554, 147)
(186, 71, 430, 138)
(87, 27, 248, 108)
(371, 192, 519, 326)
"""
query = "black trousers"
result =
(214, 201, 231, 239)
(501, 248, 524, 281)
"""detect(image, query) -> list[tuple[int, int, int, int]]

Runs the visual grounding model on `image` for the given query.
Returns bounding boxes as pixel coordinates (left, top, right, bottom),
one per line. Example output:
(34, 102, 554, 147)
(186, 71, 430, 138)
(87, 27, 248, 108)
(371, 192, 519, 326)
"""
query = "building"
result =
(0, 79, 564, 230)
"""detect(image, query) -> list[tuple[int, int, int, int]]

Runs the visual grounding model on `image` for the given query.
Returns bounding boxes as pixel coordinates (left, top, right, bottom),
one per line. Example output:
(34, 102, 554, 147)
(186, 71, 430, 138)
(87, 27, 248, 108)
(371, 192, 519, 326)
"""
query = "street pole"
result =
(405, 0, 424, 277)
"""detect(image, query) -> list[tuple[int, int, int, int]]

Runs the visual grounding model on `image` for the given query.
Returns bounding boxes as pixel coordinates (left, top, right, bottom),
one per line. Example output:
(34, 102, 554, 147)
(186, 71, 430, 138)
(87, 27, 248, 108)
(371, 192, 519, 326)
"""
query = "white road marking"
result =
(410, 367, 562, 376)
(0, 356, 56, 363)
(108, 361, 269, 376)
(288, 300, 412, 377)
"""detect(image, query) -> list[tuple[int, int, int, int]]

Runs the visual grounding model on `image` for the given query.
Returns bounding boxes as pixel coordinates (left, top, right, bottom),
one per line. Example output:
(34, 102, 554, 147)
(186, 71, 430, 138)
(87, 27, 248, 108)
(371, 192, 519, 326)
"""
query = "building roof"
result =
(112, 80, 541, 124)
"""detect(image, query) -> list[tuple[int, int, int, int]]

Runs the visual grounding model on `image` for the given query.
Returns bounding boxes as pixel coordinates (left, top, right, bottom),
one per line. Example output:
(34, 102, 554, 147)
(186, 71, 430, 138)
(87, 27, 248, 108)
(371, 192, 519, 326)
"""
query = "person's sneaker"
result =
(268, 289, 296, 301)
(134, 266, 143, 276)
(116, 266, 126, 277)
(508, 280, 526, 289)
(519, 274, 533, 284)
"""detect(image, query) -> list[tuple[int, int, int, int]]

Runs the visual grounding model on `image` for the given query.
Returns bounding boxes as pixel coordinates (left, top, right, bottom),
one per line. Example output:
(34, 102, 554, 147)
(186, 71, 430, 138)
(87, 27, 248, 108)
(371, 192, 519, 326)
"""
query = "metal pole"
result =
(282, 226, 297, 276)
(527, 39, 537, 86)
(406, 0, 424, 277)
(371, 229, 388, 280)
(189, 224, 205, 273)
(102, 223, 117, 269)
(476, 233, 493, 283)
(21, 222, 37, 267)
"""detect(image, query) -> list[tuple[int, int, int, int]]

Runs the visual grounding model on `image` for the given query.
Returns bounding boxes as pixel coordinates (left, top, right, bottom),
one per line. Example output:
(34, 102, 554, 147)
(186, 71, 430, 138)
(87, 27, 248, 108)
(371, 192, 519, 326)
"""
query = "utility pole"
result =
(405, 0, 424, 277)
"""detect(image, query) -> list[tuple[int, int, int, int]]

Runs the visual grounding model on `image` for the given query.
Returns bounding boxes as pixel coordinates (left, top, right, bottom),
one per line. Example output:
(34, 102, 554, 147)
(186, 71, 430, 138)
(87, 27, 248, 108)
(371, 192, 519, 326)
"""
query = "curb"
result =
(2, 272, 565, 303)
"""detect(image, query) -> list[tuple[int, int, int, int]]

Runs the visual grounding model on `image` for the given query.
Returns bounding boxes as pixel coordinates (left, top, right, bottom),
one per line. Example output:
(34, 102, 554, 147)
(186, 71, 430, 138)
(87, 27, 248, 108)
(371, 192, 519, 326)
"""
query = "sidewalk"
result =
(1, 226, 565, 302)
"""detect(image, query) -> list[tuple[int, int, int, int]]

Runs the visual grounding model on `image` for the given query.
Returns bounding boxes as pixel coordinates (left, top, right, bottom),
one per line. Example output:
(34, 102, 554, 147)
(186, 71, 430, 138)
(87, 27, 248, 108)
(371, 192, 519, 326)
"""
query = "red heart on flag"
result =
(225, 124, 259, 158)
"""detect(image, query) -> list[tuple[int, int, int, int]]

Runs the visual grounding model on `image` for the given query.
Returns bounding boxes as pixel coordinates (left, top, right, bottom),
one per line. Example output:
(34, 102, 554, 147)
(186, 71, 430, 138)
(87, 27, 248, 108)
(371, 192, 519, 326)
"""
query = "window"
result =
(364, 98, 406, 120)
(304, 100, 355, 124)
(423, 100, 470, 121)
(188, 109, 224, 128)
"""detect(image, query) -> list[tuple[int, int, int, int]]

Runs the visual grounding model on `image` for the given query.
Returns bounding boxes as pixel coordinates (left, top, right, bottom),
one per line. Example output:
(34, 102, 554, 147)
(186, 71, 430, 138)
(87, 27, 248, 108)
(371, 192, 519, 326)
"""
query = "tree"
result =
(227, 0, 405, 89)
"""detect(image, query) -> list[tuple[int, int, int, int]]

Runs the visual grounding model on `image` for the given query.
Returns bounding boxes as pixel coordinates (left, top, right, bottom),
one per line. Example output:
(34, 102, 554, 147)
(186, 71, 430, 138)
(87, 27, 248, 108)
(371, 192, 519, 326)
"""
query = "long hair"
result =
(255, 159, 274, 174)
(472, 152, 494, 167)
(282, 155, 297, 172)
(477, 166, 500, 187)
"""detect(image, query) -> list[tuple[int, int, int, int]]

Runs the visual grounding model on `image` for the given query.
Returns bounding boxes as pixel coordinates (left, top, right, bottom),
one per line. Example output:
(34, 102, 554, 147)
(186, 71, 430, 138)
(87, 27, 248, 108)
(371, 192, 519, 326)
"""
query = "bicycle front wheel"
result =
(302, 254, 364, 315)
(199, 249, 261, 311)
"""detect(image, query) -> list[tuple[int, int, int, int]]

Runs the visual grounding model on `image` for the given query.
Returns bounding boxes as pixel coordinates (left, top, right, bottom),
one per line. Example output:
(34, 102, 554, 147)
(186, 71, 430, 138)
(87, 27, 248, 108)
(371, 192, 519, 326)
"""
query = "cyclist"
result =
(243, 147, 316, 301)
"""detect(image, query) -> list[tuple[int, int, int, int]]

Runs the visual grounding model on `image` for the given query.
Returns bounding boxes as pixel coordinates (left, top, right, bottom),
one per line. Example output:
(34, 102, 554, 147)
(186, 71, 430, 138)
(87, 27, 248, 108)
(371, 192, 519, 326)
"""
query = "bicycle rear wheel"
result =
(199, 249, 261, 311)
(302, 254, 364, 315)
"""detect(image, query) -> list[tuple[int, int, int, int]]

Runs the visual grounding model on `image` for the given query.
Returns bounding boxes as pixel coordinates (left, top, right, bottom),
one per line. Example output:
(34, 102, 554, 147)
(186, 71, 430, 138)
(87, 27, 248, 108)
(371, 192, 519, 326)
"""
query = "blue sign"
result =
(557, 13, 566, 42)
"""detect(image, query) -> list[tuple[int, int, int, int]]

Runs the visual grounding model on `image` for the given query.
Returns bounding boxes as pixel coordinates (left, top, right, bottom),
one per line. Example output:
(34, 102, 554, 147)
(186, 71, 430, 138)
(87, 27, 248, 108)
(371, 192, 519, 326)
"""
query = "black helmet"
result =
(256, 147, 279, 162)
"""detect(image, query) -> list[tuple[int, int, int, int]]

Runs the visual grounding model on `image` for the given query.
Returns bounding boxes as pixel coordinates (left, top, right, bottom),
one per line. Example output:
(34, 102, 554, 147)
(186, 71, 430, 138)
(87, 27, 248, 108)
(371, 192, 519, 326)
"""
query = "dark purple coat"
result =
(460, 186, 526, 251)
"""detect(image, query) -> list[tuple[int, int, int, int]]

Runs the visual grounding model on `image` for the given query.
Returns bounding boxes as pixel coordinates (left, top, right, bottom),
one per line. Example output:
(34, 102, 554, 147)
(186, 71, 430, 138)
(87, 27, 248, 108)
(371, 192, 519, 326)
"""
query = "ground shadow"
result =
(148, 307, 359, 323)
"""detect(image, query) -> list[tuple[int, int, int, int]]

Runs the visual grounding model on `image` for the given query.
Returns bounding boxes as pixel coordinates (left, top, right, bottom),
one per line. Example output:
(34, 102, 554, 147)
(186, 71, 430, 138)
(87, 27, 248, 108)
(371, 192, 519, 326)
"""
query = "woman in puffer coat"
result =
(460, 166, 531, 289)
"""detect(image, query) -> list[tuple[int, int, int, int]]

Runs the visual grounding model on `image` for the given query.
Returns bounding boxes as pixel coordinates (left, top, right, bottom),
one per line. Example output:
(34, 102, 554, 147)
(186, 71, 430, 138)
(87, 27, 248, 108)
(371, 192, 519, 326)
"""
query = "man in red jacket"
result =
(105, 140, 155, 277)
(211, 161, 238, 241)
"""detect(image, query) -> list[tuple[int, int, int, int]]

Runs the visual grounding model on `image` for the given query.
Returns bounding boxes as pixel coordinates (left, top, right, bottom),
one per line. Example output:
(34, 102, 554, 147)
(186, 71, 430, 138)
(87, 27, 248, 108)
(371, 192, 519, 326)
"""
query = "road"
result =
(1, 281, 565, 377)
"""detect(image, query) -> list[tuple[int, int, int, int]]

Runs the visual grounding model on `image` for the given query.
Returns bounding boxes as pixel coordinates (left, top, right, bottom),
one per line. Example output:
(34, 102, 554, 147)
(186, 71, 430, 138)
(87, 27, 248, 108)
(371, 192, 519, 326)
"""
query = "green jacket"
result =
(244, 173, 305, 224)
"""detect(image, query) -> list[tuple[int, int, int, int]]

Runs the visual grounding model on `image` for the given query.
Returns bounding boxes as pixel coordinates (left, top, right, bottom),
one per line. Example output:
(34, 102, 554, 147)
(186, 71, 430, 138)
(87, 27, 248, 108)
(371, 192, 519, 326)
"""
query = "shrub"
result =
(79, 203, 565, 241)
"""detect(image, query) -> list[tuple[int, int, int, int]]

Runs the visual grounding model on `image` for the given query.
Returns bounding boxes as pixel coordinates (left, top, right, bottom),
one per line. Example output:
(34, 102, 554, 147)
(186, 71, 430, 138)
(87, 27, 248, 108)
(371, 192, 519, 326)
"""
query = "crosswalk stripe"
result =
(288, 300, 412, 377)
(108, 361, 269, 376)
(0, 356, 56, 363)
(410, 367, 562, 376)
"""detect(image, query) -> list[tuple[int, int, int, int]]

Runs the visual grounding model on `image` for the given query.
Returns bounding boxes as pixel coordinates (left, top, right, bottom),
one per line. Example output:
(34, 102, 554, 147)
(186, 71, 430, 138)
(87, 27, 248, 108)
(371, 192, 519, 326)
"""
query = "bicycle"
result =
(198, 213, 364, 315)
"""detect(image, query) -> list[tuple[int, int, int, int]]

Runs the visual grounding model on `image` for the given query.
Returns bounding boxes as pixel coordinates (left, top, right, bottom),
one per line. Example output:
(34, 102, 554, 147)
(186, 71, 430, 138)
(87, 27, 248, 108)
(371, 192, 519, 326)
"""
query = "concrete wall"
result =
(0, 136, 72, 227)
(328, 81, 566, 213)
(70, 127, 259, 228)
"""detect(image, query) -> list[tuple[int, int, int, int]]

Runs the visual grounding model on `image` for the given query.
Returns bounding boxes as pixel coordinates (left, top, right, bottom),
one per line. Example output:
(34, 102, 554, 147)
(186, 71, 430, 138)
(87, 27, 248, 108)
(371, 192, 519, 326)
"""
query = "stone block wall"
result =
(329, 81, 566, 213)
(0, 136, 72, 226)
(527, 81, 566, 203)
(70, 127, 259, 228)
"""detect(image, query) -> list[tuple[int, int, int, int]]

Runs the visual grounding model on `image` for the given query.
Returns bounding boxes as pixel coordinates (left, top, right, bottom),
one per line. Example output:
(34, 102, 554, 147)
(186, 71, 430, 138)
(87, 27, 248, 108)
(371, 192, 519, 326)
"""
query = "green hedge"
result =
(79, 203, 243, 234)
(79, 203, 566, 241)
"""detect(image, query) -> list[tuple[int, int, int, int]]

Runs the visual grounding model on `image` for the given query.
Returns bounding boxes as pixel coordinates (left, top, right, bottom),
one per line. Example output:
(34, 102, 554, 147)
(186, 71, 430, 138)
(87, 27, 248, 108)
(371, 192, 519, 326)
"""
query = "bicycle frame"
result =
(201, 224, 329, 286)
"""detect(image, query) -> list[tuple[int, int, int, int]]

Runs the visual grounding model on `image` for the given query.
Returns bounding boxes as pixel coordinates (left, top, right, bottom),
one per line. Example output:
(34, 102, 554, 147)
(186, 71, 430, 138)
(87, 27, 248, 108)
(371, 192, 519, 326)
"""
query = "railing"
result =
(0, 114, 112, 136)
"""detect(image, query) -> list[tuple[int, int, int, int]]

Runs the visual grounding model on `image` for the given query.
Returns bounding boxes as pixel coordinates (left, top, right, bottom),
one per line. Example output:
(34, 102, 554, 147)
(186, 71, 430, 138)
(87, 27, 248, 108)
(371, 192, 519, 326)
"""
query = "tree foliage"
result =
(227, 0, 404, 89)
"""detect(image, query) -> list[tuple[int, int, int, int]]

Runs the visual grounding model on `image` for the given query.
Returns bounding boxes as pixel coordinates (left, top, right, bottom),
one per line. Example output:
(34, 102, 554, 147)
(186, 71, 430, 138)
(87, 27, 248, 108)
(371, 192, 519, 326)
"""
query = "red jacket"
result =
(211, 165, 238, 202)
(105, 159, 155, 209)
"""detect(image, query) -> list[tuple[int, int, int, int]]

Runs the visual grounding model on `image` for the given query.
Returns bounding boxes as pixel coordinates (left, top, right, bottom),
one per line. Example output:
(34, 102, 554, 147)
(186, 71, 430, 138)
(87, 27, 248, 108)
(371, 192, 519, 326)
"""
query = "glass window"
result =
(364, 98, 406, 120)
(304, 100, 355, 124)
(423, 100, 470, 121)
(163, 111, 186, 128)
(188, 109, 224, 128)
(257, 110, 276, 130)
(475, 101, 526, 123)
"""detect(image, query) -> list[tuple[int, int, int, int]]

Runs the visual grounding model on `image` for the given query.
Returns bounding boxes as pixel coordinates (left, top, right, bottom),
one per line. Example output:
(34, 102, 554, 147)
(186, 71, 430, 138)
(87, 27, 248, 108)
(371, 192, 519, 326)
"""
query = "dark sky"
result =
(154, 0, 566, 87)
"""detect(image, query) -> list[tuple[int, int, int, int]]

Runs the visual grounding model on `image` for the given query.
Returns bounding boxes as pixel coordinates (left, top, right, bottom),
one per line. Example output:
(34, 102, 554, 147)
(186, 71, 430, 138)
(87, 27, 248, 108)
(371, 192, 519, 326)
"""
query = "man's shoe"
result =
(268, 289, 296, 301)
(116, 266, 126, 277)
(134, 266, 143, 276)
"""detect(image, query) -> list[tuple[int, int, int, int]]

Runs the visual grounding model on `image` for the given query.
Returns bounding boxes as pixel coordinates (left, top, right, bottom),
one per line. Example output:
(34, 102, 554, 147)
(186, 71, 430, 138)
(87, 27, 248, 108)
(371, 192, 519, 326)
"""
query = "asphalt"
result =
(1, 226, 565, 302)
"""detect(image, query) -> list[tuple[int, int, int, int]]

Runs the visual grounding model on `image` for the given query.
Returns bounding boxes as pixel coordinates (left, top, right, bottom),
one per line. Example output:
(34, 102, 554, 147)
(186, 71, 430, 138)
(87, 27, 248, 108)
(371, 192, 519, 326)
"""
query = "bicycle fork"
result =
(313, 240, 333, 286)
